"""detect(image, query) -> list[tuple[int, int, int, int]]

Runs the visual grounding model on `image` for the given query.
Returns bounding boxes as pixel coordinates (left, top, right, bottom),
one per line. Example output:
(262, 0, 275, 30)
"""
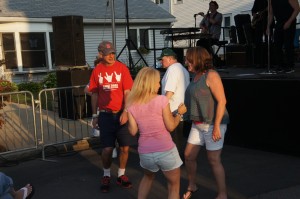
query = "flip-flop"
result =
(20, 184, 35, 199)
(182, 187, 199, 199)
(26, 184, 35, 199)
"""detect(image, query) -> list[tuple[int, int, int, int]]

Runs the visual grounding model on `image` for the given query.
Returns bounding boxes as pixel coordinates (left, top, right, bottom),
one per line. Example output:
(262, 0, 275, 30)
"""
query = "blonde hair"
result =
(127, 67, 160, 106)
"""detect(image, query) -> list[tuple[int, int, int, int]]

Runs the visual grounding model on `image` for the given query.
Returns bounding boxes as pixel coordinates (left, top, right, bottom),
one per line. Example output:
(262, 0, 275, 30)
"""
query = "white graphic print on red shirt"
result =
(98, 71, 122, 91)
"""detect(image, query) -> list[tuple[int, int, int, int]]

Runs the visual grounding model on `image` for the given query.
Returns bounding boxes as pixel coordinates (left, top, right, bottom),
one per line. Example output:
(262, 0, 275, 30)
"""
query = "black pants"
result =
(273, 20, 296, 69)
(253, 18, 270, 66)
(171, 121, 186, 158)
(196, 38, 219, 55)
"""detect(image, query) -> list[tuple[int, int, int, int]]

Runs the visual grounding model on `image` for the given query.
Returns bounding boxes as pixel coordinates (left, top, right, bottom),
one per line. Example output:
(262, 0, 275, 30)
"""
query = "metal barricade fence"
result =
(37, 86, 92, 160)
(0, 86, 93, 161)
(0, 91, 38, 154)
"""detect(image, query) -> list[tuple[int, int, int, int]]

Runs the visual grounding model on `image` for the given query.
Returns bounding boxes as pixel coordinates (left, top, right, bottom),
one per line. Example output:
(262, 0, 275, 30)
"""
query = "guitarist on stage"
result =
(196, 1, 222, 56)
(251, 0, 274, 68)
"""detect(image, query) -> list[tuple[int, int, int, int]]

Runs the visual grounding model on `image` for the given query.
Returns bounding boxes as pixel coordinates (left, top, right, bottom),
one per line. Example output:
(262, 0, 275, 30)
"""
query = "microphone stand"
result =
(260, 0, 276, 75)
(116, 0, 148, 69)
(194, 14, 198, 47)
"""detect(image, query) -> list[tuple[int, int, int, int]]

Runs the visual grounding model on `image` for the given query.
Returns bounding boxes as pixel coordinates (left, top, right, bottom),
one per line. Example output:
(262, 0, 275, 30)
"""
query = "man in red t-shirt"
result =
(89, 41, 136, 193)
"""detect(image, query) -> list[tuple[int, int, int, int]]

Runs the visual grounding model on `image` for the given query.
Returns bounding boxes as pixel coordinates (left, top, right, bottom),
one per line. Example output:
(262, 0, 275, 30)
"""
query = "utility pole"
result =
(109, 0, 116, 48)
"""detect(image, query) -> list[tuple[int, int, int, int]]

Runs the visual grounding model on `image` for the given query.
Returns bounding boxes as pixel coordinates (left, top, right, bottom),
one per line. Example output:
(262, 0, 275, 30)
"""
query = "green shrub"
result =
(18, 82, 42, 94)
(42, 72, 57, 88)
(0, 80, 18, 93)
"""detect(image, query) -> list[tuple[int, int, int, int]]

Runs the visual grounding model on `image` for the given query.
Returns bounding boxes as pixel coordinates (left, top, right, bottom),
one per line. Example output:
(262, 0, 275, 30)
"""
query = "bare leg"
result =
(14, 184, 33, 199)
(101, 147, 113, 169)
(162, 167, 181, 199)
(207, 149, 227, 199)
(138, 169, 155, 199)
(184, 143, 201, 191)
(119, 146, 129, 169)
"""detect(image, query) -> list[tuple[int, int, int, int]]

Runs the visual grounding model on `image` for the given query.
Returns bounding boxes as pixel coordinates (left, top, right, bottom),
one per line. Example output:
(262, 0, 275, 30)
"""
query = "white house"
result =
(2, 0, 300, 83)
(154, 0, 300, 41)
(0, 0, 175, 83)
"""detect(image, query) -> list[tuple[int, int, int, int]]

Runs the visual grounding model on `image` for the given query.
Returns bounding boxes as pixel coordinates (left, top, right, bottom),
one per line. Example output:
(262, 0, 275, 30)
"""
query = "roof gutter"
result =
(0, 17, 175, 24)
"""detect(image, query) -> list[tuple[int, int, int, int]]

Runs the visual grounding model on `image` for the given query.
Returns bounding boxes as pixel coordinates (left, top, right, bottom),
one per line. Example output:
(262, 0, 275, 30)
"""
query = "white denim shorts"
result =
(187, 123, 227, 151)
(139, 146, 183, 172)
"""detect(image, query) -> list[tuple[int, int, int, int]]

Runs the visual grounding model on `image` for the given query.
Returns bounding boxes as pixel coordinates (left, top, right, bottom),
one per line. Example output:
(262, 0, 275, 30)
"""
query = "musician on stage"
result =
(251, 0, 273, 68)
(196, 1, 222, 55)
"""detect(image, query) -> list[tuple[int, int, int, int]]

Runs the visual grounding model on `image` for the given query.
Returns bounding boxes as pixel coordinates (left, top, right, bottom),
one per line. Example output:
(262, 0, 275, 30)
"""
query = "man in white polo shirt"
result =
(158, 48, 190, 159)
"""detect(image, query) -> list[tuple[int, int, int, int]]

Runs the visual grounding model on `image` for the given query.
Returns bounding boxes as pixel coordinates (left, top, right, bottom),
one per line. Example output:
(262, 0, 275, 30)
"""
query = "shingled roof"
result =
(0, 0, 174, 21)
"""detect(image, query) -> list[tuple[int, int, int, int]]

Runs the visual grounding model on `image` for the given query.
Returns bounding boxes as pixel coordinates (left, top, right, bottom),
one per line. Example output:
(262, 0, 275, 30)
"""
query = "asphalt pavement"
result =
(1, 64, 300, 199)
(1, 141, 300, 199)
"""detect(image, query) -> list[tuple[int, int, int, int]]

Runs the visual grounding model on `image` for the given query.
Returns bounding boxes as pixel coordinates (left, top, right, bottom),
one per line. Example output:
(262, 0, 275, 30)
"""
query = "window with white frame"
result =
(155, 0, 164, 4)
(0, 32, 54, 71)
(128, 28, 150, 50)
(1, 33, 17, 70)
(223, 14, 232, 39)
(20, 33, 47, 68)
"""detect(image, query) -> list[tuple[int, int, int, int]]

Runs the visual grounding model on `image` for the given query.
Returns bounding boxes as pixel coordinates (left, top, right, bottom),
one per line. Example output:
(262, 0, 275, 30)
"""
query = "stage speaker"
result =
(234, 14, 251, 45)
(243, 23, 254, 45)
(229, 26, 237, 43)
(56, 69, 92, 88)
(56, 69, 92, 119)
(226, 44, 253, 67)
(52, 15, 86, 66)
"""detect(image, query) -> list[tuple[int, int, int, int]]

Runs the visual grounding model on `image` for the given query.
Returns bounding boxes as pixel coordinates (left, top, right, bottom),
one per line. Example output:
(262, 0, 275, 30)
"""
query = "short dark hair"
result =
(210, 1, 219, 9)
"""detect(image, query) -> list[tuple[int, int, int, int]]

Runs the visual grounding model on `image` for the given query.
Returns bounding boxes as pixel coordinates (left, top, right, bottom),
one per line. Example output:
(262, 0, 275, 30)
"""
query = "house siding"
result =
(168, 0, 300, 56)
(171, 0, 300, 29)
(0, 0, 176, 83)
(172, 0, 253, 28)
(84, 23, 170, 68)
(0, 21, 172, 83)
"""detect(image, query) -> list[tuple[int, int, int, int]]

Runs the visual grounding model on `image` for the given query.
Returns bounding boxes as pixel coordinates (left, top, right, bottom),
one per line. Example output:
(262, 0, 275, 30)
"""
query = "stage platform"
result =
(218, 64, 300, 80)
(218, 63, 300, 156)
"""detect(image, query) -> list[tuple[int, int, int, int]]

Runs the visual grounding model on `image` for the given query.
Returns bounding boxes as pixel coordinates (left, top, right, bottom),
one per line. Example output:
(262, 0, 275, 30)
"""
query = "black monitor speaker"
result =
(52, 15, 86, 66)
(56, 69, 92, 119)
(229, 26, 237, 43)
(234, 14, 251, 44)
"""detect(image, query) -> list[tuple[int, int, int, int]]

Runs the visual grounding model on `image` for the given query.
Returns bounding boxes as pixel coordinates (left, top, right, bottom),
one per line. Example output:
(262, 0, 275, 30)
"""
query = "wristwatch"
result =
(176, 112, 183, 117)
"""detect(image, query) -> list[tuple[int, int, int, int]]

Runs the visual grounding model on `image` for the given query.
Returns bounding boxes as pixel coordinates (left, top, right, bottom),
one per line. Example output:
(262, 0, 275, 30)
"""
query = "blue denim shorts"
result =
(188, 123, 227, 151)
(0, 172, 13, 199)
(139, 146, 183, 172)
